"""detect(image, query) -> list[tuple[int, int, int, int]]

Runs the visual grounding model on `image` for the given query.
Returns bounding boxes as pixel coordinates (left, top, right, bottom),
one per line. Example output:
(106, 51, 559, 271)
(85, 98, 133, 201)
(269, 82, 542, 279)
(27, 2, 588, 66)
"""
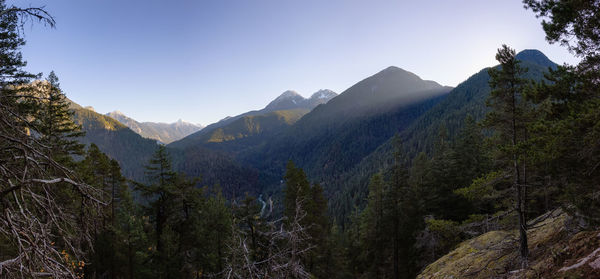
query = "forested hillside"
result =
(1, 0, 599, 278)
(239, 67, 452, 194)
(326, 49, 558, 223)
(171, 89, 337, 150)
(72, 107, 159, 180)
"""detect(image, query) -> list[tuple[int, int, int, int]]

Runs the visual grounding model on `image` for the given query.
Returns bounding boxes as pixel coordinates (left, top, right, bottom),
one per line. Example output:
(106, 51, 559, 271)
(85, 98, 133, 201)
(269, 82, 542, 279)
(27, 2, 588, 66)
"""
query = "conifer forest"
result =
(1, 0, 599, 278)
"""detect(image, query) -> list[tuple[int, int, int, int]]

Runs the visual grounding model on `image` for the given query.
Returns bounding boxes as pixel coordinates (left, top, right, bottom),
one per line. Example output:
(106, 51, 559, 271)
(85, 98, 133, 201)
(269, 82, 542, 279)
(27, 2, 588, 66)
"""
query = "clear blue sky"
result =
(17, 0, 578, 125)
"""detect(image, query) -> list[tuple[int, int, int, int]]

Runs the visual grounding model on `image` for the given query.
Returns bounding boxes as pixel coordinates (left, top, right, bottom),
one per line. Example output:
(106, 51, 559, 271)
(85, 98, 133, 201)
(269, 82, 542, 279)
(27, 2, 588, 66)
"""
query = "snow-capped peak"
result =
(276, 90, 302, 100)
(310, 89, 337, 100)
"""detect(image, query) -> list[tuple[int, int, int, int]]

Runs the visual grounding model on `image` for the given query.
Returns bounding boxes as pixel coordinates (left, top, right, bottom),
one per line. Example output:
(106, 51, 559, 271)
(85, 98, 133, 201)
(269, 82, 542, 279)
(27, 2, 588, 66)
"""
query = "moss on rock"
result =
(418, 209, 600, 279)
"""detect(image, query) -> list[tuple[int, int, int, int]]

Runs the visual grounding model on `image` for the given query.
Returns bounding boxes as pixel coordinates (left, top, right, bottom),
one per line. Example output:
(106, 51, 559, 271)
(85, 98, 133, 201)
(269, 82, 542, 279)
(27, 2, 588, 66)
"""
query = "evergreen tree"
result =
(360, 173, 386, 278)
(170, 173, 204, 277)
(0, 3, 105, 276)
(524, 0, 600, 224)
(35, 71, 84, 164)
(383, 136, 423, 279)
(136, 144, 178, 278)
(344, 206, 365, 277)
(114, 179, 150, 278)
(282, 161, 331, 277)
(283, 160, 311, 221)
(484, 44, 531, 267)
(202, 187, 232, 275)
(453, 114, 490, 181)
(305, 182, 331, 277)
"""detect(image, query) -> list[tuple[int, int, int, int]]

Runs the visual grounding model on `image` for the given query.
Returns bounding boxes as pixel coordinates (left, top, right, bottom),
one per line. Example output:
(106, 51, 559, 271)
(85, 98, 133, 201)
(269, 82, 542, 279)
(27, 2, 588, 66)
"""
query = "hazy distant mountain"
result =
(71, 107, 159, 181)
(68, 105, 255, 192)
(170, 89, 337, 149)
(106, 111, 203, 144)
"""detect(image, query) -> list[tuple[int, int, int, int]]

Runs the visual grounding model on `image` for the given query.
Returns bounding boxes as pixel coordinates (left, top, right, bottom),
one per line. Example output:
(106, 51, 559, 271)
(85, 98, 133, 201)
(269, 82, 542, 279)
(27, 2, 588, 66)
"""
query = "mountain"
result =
(231, 66, 452, 196)
(515, 49, 557, 69)
(326, 49, 558, 221)
(263, 89, 337, 112)
(169, 66, 451, 198)
(312, 66, 451, 119)
(193, 109, 307, 144)
(166, 89, 338, 194)
(106, 111, 203, 144)
(305, 89, 338, 108)
(69, 105, 257, 193)
(71, 107, 160, 181)
(170, 89, 337, 150)
(263, 90, 306, 111)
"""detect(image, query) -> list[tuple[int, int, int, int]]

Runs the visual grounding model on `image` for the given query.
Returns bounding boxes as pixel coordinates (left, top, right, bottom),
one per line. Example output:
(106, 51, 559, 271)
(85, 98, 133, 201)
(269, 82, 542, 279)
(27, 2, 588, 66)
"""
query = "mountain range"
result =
(106, 111, 203, 144)
(171, 89, 338, 149)
(70, 49, 557, 221)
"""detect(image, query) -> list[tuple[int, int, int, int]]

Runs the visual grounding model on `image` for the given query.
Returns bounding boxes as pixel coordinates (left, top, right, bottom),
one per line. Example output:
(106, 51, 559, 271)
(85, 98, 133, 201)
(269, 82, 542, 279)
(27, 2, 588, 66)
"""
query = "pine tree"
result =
(35, 71, 84, 164)
(0, 3, 105, 277)
(136, 144, 178, 278)
(484, 44, 531, 267)
(524, 0, 600, 224)
(282, 161, 331, 277)
(283, 160, 311, 221)
(383, 136, 423, 279)
(360, 173, 386, 278)
(305, 182, 330, 277)
(202, 187, 232, 274)
(114, 181, 150, 278)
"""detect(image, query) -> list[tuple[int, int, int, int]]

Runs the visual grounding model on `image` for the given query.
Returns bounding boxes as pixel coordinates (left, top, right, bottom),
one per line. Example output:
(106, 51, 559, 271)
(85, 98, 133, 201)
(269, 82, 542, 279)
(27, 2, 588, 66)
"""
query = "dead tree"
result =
(224, 197, 312, 279)
(0, 87, 108, 277)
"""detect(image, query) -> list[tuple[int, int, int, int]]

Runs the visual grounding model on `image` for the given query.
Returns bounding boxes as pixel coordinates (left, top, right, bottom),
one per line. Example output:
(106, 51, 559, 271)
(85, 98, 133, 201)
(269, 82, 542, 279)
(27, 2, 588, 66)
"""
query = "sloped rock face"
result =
(418, 210, 600, 279)
(523, 229, 600, 278)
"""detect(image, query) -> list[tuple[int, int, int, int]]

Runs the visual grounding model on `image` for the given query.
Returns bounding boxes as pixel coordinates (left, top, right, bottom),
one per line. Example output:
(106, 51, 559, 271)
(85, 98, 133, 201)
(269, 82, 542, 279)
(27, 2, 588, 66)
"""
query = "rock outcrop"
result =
(418, 209, 600, 278)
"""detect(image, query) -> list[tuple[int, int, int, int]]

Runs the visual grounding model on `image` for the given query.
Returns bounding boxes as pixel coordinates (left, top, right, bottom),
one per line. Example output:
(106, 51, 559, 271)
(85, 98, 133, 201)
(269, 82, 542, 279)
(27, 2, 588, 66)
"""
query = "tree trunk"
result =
(393, 207, 399, 279)
(512, 89, 528, 268)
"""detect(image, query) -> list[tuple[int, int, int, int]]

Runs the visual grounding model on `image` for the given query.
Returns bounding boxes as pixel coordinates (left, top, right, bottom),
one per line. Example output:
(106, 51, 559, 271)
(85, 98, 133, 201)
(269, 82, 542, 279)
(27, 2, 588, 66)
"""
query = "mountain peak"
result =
(309, 89, 337, 100)
(374, 66, 424, 81)
(382, 65, 400, 71)
(279, 90, 301, 98)
(379, 66, 409, 74)
(264, 90, 306, 111)
(109, 110, 126, 116)
(515, 49, 556, 68)
(174, 119, 201, 127)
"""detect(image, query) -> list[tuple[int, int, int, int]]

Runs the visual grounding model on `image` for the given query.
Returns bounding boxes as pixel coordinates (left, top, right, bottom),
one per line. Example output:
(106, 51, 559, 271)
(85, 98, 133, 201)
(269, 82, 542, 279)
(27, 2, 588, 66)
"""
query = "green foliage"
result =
(205, 109, 309, 143)
(283, 161, 332, 278)
(328, 52, 554, 225)
(359, 173, 387, 277)
(418, 218, 462, 262)
(524, 0, 600, 58)
(455, 171, 507, 212)
(485, 44, 536, 266)
(35, 72, 85, 164)
(73, 107, 158, 181)
(523, 0, 600, 224)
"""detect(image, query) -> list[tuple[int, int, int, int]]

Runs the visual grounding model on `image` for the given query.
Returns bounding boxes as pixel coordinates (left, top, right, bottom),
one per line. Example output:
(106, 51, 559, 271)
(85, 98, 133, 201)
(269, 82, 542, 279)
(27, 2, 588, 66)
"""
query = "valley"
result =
(1, 1, 598, 278)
